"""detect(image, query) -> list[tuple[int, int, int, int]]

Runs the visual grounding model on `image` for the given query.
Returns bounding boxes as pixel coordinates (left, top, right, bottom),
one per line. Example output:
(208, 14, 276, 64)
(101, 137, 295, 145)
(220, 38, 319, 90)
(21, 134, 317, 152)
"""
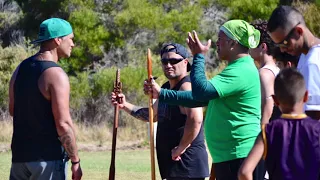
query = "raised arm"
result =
(48, 68, 82, 180)
(146, 31, 221, 107)
(190, 53, 219, 101)
(171, 82, 204, 161)
(158, 54, 220, 106)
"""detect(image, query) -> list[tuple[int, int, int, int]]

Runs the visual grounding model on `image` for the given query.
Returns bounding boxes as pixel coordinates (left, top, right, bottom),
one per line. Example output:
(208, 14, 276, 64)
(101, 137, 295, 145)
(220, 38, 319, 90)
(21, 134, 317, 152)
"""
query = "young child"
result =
(238, 68, 320, 180)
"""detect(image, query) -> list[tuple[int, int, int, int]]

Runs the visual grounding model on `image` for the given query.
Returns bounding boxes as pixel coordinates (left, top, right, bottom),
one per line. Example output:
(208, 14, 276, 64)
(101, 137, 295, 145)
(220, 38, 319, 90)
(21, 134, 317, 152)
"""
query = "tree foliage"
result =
(215, 0, 278, 22)
(0, 0, 23, 46)
(294, 1, 320, 37)
(14, 0, 67, 39)
(1, 0, 318, 123)
(60, 1, 109, 72)
(114, 0, 203, 45)
(7, 0, 223, 73)
(0, 45, 35, 109)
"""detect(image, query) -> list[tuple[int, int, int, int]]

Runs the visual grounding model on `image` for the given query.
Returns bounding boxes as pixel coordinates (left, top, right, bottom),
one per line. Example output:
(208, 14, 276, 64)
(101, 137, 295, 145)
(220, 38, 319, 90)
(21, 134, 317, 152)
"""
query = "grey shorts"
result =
(9, 159, 68, 180)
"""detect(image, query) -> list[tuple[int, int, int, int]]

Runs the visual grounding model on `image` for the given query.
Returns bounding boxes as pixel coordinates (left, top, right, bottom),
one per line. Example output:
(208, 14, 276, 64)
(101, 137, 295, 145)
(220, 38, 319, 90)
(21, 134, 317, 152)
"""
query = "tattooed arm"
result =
(111, 93, 158, 122)
(44, 67, 82, 180)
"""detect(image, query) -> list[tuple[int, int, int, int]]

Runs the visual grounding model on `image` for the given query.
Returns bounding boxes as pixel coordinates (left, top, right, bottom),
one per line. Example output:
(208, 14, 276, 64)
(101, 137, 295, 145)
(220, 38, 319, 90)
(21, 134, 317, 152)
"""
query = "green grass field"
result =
(0, 149, 211, 180)
(0, 150, 161, 180)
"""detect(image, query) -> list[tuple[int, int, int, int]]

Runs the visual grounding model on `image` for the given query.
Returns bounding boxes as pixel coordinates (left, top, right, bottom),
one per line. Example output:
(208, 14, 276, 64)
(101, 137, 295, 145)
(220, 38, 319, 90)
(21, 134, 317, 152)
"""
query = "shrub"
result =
(0, 45, 35, 111)
(293, 1, 320, 37)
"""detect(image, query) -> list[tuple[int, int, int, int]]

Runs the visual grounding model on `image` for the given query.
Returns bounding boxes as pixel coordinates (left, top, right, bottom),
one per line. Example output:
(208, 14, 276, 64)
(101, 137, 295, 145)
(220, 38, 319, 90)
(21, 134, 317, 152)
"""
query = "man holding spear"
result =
(145, 20, 265, 180)
(111, 43, 209, 180)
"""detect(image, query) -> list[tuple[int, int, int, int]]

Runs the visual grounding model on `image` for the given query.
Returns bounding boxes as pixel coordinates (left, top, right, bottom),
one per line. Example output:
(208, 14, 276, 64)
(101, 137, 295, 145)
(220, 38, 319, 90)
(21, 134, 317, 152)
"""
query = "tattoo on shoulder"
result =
(130, 107, 149, 122)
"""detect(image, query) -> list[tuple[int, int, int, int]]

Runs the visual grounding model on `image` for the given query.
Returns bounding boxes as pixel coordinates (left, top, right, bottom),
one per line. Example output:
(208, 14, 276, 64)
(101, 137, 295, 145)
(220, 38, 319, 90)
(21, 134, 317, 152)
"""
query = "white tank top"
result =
(261, 64, 280, 77)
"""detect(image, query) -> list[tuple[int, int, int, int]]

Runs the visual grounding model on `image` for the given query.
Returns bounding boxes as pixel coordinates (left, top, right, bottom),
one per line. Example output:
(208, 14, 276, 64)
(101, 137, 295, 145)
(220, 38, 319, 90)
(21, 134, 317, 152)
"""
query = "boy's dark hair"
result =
(274, 49, 299, 67)
(274, 68, 306, 106)
(251, 19, 278, 57)
(267, 5, 305, 33)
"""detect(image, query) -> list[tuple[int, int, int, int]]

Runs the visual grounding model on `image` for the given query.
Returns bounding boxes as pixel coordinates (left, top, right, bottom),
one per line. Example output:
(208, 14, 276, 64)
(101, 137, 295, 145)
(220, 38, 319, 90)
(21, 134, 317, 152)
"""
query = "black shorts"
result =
(214, 158, 265, 180)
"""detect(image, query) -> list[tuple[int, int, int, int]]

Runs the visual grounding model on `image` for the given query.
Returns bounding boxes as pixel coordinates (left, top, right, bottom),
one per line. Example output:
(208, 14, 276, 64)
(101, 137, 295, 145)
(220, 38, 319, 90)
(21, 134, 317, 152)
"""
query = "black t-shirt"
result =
(156, 76, 209, 179)
(12, 57, 64, 162)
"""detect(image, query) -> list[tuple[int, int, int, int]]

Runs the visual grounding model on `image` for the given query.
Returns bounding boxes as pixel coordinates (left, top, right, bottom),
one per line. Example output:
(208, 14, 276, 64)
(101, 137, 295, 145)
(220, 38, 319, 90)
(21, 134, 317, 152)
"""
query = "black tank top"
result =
(156, 76, 209, 179)
(12, 57, 64, 162)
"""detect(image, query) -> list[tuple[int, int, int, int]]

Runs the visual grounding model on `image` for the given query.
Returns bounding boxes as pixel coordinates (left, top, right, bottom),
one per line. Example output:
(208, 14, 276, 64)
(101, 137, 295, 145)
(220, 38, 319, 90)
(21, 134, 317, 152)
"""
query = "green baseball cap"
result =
(31, 18, 73, 44)
(220, 19, 260, 48)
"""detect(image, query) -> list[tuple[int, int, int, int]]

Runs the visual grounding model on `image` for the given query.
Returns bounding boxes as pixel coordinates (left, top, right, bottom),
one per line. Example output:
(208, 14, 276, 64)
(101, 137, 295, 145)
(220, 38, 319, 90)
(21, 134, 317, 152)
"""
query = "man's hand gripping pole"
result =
(109, 69, 122, 180)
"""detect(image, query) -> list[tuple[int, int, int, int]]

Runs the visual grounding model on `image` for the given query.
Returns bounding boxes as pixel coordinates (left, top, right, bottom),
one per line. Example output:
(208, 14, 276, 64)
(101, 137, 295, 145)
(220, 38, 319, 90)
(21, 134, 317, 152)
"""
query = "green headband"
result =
(220, 19, 260, 48)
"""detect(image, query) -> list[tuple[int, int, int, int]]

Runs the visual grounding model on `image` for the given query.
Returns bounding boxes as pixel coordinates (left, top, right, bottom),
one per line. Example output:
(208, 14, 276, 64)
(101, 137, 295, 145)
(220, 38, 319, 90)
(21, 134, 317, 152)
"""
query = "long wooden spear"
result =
(147, 49, 156, 180)
(109, 69, 122, 180)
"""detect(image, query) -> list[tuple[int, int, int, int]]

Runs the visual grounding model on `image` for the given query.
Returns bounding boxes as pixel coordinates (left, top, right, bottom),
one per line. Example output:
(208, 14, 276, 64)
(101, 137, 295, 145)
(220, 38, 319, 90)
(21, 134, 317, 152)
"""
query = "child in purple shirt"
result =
(238, 68, 320, 180)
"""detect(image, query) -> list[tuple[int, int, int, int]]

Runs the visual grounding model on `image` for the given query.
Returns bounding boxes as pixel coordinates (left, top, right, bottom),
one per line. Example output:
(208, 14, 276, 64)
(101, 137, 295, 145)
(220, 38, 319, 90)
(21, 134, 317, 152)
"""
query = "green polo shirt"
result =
(206, 55, 261, 163)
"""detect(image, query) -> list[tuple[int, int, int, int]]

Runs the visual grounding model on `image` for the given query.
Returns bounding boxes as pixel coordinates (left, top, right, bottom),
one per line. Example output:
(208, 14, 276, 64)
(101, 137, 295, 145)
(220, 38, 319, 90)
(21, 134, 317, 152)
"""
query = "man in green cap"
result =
(8, 18, 82, 180)
(145, 20, 265, 180)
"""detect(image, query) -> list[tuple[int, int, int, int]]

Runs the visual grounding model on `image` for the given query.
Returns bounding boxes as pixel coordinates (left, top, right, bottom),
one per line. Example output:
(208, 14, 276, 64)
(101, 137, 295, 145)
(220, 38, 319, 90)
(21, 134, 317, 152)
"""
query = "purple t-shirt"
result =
(264, 115, 320, 180)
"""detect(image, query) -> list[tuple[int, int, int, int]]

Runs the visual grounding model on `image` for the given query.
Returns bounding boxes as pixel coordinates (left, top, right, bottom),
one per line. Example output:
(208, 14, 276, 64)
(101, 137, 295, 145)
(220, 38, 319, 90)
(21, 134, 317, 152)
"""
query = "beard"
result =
(164, 72, 179, 80)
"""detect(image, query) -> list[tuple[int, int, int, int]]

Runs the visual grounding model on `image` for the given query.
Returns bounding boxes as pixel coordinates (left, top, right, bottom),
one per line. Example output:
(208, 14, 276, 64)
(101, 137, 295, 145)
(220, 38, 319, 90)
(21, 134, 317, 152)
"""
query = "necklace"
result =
(36, 52, 45, 61)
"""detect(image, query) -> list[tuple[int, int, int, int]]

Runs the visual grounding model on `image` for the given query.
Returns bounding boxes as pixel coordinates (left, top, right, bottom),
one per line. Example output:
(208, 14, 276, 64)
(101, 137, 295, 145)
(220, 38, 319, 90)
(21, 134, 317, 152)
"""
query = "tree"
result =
(293, 1, 320, 37)
(14, 0, 67, 39)
(60, 0, 109, 72)
(215, 0, 278, 22)
(0, 0, 23, 46)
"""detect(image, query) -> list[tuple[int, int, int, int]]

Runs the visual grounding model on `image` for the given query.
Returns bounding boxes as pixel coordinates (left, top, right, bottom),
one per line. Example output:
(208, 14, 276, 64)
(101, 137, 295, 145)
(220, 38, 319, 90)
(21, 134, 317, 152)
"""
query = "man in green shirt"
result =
(145, 20, 265, 180)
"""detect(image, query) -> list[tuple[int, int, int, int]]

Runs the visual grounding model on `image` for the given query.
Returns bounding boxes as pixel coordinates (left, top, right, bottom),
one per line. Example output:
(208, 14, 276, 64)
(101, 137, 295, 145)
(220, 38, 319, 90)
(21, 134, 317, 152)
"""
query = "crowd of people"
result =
(7, 4, 320, 180)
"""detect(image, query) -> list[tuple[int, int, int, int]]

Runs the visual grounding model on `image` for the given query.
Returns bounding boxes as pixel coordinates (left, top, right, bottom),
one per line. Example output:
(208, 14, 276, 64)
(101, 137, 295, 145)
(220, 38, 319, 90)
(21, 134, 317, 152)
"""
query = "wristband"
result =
(71, 159, 80, 165)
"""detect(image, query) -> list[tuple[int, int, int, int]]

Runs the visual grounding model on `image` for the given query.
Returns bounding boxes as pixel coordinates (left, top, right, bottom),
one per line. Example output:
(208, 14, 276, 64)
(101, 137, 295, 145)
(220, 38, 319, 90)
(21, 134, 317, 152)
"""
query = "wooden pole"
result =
(109, 69, 121, 180)
(147, 49, 156, 180)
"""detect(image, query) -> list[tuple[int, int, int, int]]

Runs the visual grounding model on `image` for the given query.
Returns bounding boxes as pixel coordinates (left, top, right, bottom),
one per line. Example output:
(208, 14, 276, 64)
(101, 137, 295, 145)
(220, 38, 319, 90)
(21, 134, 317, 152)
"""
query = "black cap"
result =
(160, 43, 191, 71)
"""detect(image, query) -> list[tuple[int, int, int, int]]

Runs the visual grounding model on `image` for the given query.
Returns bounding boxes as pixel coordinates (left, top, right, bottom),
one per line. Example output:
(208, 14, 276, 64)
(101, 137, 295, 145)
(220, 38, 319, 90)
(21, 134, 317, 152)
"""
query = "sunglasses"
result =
(275, 22, 300, 48)
(161, 58, 184, 65)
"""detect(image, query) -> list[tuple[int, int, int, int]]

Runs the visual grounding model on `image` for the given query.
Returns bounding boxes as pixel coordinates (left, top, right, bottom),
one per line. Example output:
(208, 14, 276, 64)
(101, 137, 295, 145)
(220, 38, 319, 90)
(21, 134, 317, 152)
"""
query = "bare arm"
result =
(238, 134, 265, 180)
(48, 68, 80, 162)
(259, 69, 275, 124)
(172, 82, 203, 161)
(47, 68, 82, 180)
(111, 93, 158, 122)
(9, 66, 20, 116)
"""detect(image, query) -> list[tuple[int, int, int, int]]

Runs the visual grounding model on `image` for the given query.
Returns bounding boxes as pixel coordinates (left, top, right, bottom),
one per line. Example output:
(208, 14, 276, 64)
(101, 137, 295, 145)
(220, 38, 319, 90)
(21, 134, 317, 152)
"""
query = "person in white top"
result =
(268, 5, 320, 120)
(250, 19, 280, 124)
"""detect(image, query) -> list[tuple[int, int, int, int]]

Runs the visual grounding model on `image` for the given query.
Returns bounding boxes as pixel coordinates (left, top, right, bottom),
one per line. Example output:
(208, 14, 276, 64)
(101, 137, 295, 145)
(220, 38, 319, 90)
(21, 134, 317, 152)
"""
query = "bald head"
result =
(268, 5, 305, 33)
